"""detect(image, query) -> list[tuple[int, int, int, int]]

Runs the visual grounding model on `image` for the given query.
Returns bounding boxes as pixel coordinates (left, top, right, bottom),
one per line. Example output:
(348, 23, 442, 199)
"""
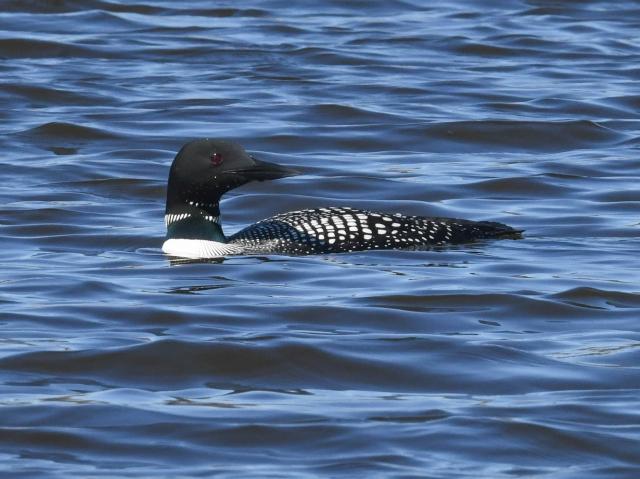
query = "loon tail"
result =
(475, 221, 524, 239)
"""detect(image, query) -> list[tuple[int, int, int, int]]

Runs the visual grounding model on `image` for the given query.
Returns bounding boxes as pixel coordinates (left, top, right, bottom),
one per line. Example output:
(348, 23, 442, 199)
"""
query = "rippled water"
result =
(1, 1, 640, 477)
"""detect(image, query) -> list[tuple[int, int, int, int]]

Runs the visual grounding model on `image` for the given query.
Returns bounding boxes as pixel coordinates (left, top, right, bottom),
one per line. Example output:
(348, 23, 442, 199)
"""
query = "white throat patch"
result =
(165, 213, 220, 227)
(162, 239, 244, 259)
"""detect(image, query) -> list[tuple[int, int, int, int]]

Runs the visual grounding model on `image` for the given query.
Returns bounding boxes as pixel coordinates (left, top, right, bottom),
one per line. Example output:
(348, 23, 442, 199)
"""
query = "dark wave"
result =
(1, 83, 107, 106)
(17, 122, 120, 141)
(415, 120, 627, 152)
(549, 287, 640, 309)
(2, 336, 635, 395)
(0, 38, 109, 59)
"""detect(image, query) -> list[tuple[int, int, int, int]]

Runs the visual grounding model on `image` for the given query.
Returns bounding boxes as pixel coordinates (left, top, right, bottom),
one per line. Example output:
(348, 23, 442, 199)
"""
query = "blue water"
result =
(1, 1, 640, 477)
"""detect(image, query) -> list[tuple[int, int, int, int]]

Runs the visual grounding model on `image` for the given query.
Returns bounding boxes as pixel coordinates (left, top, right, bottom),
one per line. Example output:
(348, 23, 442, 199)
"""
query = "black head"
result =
(165, 139, 298, 214)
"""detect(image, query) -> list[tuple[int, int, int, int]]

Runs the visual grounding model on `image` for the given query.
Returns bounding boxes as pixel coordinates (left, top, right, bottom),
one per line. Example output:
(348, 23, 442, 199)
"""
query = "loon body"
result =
(162, 139, 521, 258)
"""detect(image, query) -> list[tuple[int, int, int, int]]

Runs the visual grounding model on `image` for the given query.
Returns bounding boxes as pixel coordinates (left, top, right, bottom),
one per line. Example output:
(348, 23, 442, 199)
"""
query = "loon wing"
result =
(228, 207, 521, 255)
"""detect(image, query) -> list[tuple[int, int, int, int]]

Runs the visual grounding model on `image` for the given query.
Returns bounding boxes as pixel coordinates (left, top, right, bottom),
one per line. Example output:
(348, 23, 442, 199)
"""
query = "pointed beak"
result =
(237, 156, 300, 181)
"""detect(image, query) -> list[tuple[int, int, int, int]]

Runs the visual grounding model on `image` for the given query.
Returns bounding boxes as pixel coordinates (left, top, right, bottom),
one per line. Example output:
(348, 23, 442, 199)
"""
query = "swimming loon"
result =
(162, 139, 522, 258)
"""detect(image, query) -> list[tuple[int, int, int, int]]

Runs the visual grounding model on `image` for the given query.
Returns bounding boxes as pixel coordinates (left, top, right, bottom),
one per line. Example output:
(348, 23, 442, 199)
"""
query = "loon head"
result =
(163, 139, 297, 257)
(165, 138, 298, 216)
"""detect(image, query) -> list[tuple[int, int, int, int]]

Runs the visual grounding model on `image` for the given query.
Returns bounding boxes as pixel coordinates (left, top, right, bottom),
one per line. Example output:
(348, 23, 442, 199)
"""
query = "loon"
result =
(162, 139, 522, 258)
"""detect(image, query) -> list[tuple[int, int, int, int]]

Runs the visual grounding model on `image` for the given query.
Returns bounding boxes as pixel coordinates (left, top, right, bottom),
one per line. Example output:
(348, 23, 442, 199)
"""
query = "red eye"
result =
(210, 152, 224, 166)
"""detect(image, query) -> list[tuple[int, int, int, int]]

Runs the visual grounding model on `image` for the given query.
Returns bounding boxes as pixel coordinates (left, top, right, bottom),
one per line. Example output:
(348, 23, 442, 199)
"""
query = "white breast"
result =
(162, 239, 244, 259)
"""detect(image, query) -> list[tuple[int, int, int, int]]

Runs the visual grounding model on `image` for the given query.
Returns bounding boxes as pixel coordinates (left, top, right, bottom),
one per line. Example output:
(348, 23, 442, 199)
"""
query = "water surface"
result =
(1, 1, 640, 477)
